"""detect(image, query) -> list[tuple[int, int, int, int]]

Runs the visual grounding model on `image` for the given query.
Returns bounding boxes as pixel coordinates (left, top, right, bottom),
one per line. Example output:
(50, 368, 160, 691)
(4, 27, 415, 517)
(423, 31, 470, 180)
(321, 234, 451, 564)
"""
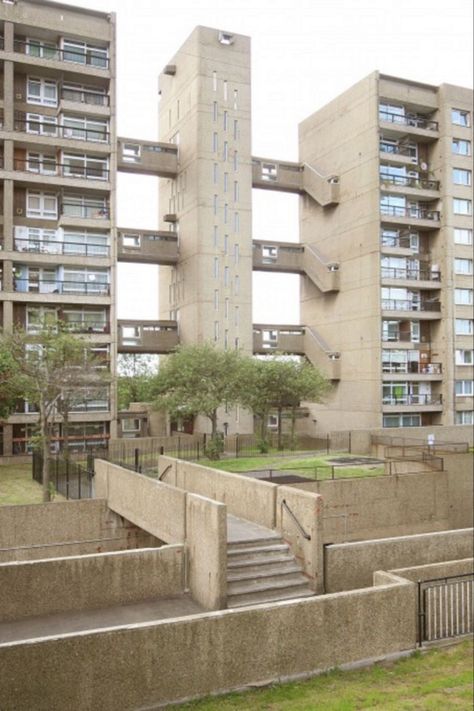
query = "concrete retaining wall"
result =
(0, 546, 184, 623)
(390, 558, 474, 583)
(346, 425, 473, 455)
(444, 454, 474, 530)
(325, 528, 473, 593)
(0, 580, 416, 711)
(159, 456, 278, 529)
(187, 494, 227, 610)
(0, 498, 159, 563)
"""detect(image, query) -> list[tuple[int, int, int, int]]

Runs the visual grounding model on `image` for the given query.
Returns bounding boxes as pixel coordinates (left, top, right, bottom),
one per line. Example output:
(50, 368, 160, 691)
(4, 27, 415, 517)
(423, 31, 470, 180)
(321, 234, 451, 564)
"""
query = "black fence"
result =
(32, 450, 94, 499)
(418, 573, 474, 645)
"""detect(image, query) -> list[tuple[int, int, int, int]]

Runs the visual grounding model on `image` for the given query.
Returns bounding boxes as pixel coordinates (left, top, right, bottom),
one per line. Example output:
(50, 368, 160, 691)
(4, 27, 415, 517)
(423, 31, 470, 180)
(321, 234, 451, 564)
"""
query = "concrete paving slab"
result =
(227, 513, 279, 543)
(0, 594, 203, 644)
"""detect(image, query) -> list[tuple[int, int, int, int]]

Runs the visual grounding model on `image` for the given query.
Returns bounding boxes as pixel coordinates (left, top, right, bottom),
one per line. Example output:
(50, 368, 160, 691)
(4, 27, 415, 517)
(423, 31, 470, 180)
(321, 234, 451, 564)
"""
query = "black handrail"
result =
(13, 39, 109, 69)
(14, 237, 110, 257)
(379, 110, 438, 131)
(14, 159, 110, 180)
(159, 464, 173, 481)
(281, 499, 311, 540)
(14, 116, 109, 142)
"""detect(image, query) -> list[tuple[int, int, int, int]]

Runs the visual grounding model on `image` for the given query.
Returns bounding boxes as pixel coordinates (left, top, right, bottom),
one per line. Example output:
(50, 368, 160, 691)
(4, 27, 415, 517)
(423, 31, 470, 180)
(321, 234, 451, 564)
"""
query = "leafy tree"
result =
(0, 325, 108, 500)
(240, 357, 329, 449)
(117, 354, 157, 410)
(151, 343, 249, 456)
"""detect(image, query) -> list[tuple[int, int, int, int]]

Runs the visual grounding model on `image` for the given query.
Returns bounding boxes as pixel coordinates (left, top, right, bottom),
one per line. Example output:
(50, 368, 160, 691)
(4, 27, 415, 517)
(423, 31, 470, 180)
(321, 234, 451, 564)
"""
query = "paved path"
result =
(227, 513, 279, 543)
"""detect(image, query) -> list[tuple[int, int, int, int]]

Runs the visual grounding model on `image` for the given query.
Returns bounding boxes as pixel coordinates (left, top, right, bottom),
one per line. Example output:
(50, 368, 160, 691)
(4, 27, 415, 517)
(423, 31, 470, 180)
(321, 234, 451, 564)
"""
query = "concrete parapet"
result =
(187, 494, 227, 610)
(0, 546, 184, 623)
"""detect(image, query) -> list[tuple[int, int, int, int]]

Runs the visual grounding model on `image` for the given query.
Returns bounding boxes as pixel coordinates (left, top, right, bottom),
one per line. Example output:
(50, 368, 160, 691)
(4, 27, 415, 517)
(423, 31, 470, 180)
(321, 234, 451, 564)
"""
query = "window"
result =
(455, 411, 474, 425)
(224, 298, 229, 319)
(234, 275, 240, 295)
(452, 109, 470, 127)
(223, 111, 228, 131)
(456, 350, 473, 365)
(224, 266, 229, 286)
(233, 181, 239, 202)
(234, 212, 240, 232)
(26, 38, 57, 59)
(455, 288, 473, 305)
(212, 101, 218, 122)
(122, 144, 140, 163)
(453, 198, 472, 215)
(62, 39, 108, 68)
(456, 319, 474, 335)
(212, 132, 218, 152)
(383, 414, 421, 428)
(223, 234, 228, 254)
(223, 141, 228, 161)
(214, 290, 219, 310)
(454, 258, 473, 275)
(455, 380, 473, 396)
(223, 80, 228, 101)
(27, 77, 57, 107)
(233, 120, 239, 140)
(63, 267, 108, 294)
(213, 257, 219, 278)
(26, 152, 56, 175)
(62, 195, 108, 219)
(454, 228, 473, 245)
(63, 230, 109, 256)
(213, 194, 218, 215)
(212, 71, 217, 91)
(15, 226, 57, 253)
(213, 163, 218, 184)
(214, 321, 219, 342)
(223, 172, 228, 192)
(234, 306, 239, 326)
(453, 168, 472, 186)
(233, 150, 238, 171)
(26, 191, 57, 219)
(452, 139, 471, 156)
(62, 82, 107, 106)
(233, 89, 238, 110)
(26, 113, 57, 136)
(213, 226, 218, 247)
(63, 116, 108, 142)
(63, 153, 108, 180)
(224, 203, 228, 223)
(121, 418, 141, 434)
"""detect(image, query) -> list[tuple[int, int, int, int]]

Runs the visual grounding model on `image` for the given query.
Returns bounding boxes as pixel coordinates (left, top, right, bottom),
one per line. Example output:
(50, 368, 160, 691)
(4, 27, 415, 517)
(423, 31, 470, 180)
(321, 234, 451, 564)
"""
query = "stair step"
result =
(227, 537, 283, 551)
(227, 543, 289, 559)
(227, 564, 302, 584)
(227, 574, 309, 597)
(228, 586, 314, 609)
(227, 553, 295, 571)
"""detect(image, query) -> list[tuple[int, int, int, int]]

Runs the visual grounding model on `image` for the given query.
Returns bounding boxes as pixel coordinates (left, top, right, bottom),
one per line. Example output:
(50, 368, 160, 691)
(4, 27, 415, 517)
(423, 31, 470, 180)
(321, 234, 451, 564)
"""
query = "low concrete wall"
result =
(159, 456, 278, 529)
(293, 470, 452, 543)
(95, 459, 186, 544)
(0, 546, 184, 623)
(346, 425, 473, 456)
(325, 528, 473, 593)
(187, 494, 227, 610)
(390, 558, 474, 583)
(444, 453, 474, 530)
(275, 486, 323, 593)
(0, 499, 159, 563)
(0, 580, 416, 711)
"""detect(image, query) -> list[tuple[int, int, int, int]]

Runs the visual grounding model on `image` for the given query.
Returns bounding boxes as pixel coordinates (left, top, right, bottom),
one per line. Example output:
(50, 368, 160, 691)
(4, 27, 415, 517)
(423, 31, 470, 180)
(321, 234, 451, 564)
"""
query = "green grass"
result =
(0, 463, 64, 505)
(199, 453, 385, 480)
(174, 640, 473, 710)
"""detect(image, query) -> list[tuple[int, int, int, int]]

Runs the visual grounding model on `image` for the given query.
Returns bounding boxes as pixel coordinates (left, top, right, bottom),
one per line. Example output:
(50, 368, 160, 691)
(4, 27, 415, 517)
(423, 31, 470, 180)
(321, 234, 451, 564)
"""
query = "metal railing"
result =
(379, 110, 438, 131)
(381, 299, 440, 312)
(32, 450, 95, 499)
(381, 235, 422, 250)
(69, 400, 110, 412)
(61, 202, 110, 219)
(418, 573, 473, 645)
(382, 394, 443, 406)
(61, 87, 109, 106)
(379, 141, 418, 158)
(14, 278, 110, 295)
(380, 205, 440, 221)
(281, 499, 311, 540)
(14, 116, 109, 142)
(380, 173, 439, 191)
(382, 362, 442, 375)
(26, 321, 109, 334)
(381, 266, 440, 281)
(14, 158, 110, 181)
(13, 39, 109, 69)
(14, 237, 110, 257)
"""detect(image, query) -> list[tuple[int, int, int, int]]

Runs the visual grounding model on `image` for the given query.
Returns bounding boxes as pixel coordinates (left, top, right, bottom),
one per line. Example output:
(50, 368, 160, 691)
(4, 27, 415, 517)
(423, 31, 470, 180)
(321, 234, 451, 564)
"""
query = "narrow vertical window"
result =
(224, 203, 228, 223)
(224, 330, 229, 350)
(233, 89, 238, 109)
(233, 119, 239, 140)
(213, 226, 218, 247)
(223, 80, 228, 101)
(223, 111, 228, 131)
(214, 257, 219, 278)
(234, 212, 239, 232)
(234, 274, 239, 294)
(212, 132, 218, 152)
(212, 71, 217, 91)
(234, 306, 239, 326)
(224, 266, 229, 286)
(234, 337, 240, 350)
(223, 141, 228, 161)
(214, 321, 219, 341)
(224, 172, 228, 192)
(213, 194, 218, 215)
(213, 163, 218, 184)
(214, 289, 219, 310)
(233, 181, 239, 202)
(224, 234, 228, 254)
(224, 298, 229, 318)
(213, 101, 218, 122)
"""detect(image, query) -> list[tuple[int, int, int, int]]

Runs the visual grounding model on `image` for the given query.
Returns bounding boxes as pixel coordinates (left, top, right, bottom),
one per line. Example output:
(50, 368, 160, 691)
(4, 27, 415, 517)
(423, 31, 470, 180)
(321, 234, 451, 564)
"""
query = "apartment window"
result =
(455, 380, 473, 396)
(213, 194, 218, 215)
(213, 226, 218, 247)
(62, 195, 108, 219)
(223, 234, 228, 254)
(26, 38, 57, 59)
(452, 109, 470, 127)
(383, 414, 421, 428)
(454, 258, 473, 275)
(454, 228, 473, 245)
(456, 350, 473, 365)
(233, 120, 239, 140)
(62, 82, 107, 106)
(452, 139, 471, 156)
(26, 152, 56, 175)
(453, 168, 472, 186)
(456, 319, 474, 335)
(213, 257, 219, 278)
(223, 141, 228, 161)
(121, 418, 141, 434)
(234, 275, 240, 295)
(26, 307, 57, 332)
(224, 203, 228, 223)
(63, 153, 108, 180)
(233, 89, 238, 109)
(453, 198, 472, 215)
(234, 306, 239, 326)
(235, 337, 240, 350)
(223, 80, 228, 101)
(223, 172, 228, 192)
(122, 144, 140, 163)
(63, 230, 109, 256)
(212, 71, 217, 91)
(62, 39, 108, 68)
(26, 113, 57, 136)
(233, 181, 239, 202)
(63, 116, 108, 142)
(63, 268, 108, 294)
(26, 191, 57, 219)
(212, 101, 218, 122)
(223, 111, 228, 131)
(224, 330, 229, 349)
(224, 298, 229, 319)
(233, 150, 238, 171)
(27, 77, 57, 107)
(212, 132, 218, 152)
(455, 288, 473, 305)
(455, 411, 474, 425)
(234, 212, 240, 232)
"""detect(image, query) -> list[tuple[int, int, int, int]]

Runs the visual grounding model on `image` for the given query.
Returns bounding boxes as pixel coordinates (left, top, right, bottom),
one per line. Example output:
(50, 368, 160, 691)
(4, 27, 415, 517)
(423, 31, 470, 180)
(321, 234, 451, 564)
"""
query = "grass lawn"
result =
(200, 453, 385, 480)
(0, 463, 64, 505)
(175, 639, 473, 710)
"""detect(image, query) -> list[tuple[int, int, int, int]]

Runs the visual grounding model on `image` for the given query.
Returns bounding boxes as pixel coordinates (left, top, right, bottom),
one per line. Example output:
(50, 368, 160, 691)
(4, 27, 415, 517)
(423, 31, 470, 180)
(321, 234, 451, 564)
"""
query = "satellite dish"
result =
(419, 161, 429, 172)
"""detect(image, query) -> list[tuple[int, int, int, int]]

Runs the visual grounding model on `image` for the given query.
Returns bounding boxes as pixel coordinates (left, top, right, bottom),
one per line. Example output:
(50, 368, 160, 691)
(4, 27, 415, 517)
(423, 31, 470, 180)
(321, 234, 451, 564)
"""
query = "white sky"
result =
(61, 0, 473, 323)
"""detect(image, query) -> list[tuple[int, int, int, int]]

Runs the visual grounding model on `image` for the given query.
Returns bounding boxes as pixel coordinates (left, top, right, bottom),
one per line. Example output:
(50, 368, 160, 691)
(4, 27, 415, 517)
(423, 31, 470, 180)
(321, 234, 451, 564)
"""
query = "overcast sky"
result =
(62, 0, 473, 323)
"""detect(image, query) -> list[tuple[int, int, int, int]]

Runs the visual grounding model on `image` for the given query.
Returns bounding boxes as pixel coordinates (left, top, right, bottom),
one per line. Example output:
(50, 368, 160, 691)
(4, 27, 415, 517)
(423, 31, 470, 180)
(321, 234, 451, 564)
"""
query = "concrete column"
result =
(2, 424, 13, 457)
(2, 301, 13, 330)
(4, 21, 14, 52)
(3, 61, 14, 131)
(3, 179, 14, 250)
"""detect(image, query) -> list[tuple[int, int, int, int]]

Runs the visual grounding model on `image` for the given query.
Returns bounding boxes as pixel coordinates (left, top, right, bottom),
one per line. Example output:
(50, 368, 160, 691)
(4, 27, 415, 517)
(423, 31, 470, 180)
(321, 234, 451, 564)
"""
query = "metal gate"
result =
(418, 573, 473, 644)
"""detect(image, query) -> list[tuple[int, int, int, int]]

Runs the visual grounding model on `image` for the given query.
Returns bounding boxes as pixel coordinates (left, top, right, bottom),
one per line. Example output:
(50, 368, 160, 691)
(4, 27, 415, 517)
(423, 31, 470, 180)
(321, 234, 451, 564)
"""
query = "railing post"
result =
(55, 457, 59, 491)
(134, 447, 140, 472)
(177, 437, 181, 459)
(65, 459, 69, 500)
(348, 431, 352, 453)
(196, 441, 200, 460)
(78, 462, 82, 500)
(326, 433, 330, 454)
(236, 434, 239, 458)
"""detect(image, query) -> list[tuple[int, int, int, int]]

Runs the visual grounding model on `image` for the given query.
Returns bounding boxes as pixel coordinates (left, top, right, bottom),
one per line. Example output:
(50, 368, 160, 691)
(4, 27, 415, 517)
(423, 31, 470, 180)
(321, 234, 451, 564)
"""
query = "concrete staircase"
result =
(226, 536, 314, 608)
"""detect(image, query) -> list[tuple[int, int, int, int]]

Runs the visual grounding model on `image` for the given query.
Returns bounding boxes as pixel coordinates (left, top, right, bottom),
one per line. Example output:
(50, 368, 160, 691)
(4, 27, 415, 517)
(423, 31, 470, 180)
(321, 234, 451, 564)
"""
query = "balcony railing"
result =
(382, 332, 417, 342)
(14, 237, 110, 257)
(382, 362, 442, 375)
(13, 39, 109, 69)
(380, 205, 440, 221)
(69, 400, 110, 412)
(381, 266, 440, 281)
(27, 320, 109, 334)
(381, 234, 419, 250)
(380, 174, 439, 191)
(382, 394, 443, 406)
(379, 110, 438, 131)
(380, 141, 417, 158)
(61, 88, 109, 107)
(61, 202, 110, 220)
(14, 116, 109, 143)
(14, 158, 110, 181)
(381, 299, 441, 312)
(14, 278, 110, 295)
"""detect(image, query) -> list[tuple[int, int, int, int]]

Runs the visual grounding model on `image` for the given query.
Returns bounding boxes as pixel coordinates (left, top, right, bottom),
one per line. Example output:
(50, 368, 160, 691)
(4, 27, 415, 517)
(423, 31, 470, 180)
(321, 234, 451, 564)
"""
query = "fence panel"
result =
(418, 574, 473, 644)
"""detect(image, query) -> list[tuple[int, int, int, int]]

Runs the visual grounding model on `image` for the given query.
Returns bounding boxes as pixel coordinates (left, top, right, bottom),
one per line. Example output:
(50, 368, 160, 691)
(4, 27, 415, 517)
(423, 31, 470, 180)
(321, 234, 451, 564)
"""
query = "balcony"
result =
(117, 230, 178, 265)
(117, 138, 178, 178)
(14, 237, 109, 258)
(11, 39, 109, 74)
(382, 393, 443, 411)
(379, 173, 439, 193)
(381, 265, 441, 284)
(13, 158, 110, 183)
(380, 205, 440, 229)
(253, 324, 305, 355)
(61, 201, 110, 221)
(13, 115, 110, 143)
(60, 87, 110, 108)
(14, 278, 110, 296)
(381, 298, 441, 318)
(117, 320, 179, 354)
(379, 110, 438, 133)
(382, 362, 442, 375)
(379, 140, 418, 160)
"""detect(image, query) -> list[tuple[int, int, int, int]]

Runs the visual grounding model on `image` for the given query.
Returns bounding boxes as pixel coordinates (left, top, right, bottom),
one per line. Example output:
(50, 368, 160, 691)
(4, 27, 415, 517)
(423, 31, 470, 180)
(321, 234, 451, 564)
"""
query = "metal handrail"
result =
(14, 159, 110, 181)
(381, 266, 441, 281)
(281, 499, 311, 540)
(14, 116, 109, 142)
(381, 298, 441, 312)
(380, 205, 440, 220)
(159, 464, 172, 481)
(14, 278, 110, 295)
(380, 173, 439, 191)
(379, 110, 438, 131)
(379, 141, 417, 158)
(13, 39, 109, 68)
(61, 88, 109, 107)
(382, 362, 442, 375)
(61, 202, 110, 219)
(14, 237, 110, 257)
(382, 394, 443, 406)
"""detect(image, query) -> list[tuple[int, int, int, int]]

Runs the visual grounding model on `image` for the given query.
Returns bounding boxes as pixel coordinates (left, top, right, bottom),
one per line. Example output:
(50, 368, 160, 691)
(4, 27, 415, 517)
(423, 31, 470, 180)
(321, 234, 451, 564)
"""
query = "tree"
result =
(151, 343, 249, 457)
(117, 354, 157, 410)
(240, 357, 329, 449)
(0, 325, 108, 501)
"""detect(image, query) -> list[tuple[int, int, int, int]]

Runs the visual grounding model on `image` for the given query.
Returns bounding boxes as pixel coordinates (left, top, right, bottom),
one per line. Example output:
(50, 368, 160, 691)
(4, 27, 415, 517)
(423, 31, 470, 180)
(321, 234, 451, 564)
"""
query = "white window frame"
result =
(452, 109, 471, 127)
(456, 349, 474, 366)
(455, 288, 473, 305)
(456, 319, 474, 335)
(27, 76, 58, 107)
(453, 168, 472, 186)
(26, 112, 57, 136)
(454, 228, 473, 245)
(454, 258, 473, 275)
(455, 380, 474, 396)
(453, 198, 472, 216)
(26, 190, 58, 219)
(452, 139, 471, 156)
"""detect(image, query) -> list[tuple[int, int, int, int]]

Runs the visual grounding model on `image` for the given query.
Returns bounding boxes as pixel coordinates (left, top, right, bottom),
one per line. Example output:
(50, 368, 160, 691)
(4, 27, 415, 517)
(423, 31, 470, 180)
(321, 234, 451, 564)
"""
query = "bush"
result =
(204, 437, 224, 460)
